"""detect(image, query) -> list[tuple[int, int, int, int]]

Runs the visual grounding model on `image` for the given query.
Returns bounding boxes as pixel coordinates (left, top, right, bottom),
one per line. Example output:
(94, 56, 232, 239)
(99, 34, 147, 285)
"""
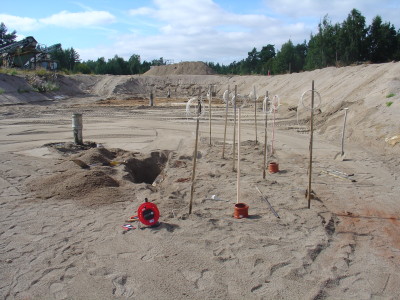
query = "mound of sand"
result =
(144, 61, 216, 76)
(28, 145, 169, 206)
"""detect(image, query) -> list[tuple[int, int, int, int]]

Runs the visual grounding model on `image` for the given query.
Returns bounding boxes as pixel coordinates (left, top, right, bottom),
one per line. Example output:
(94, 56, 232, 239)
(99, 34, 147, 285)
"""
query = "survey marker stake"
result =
(262, 91, 269, 179)
(232, 85, 237, 172)
(222, 85, 230, 159)
(189, 88, 202, 215)
(308, 80, 315, 209)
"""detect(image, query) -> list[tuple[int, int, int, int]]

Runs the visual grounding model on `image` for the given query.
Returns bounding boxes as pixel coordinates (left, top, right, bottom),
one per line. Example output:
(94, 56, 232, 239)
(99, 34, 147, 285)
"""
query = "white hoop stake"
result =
(271, 95, 280, 155)
(186, 97, 205, 119)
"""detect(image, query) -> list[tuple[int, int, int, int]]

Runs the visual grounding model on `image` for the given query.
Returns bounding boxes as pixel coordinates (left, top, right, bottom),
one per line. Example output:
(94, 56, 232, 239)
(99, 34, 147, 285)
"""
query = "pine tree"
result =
(0, 22, 17, 47)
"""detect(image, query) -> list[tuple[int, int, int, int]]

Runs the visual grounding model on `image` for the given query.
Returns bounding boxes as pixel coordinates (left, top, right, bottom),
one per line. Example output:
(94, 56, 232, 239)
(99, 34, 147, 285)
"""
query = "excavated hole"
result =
(124, 151, 169, 184)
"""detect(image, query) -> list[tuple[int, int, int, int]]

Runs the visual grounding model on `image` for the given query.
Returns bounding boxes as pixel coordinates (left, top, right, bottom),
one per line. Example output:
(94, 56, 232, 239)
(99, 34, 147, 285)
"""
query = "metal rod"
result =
(209, 84, 212, 146)
(308, 81, 315, 209)
(341, 108, 349, 156)
(237, 107, 241, 204)
(189, 88, 202, 214)
(256, 186, 280, 218)
(271, 96, 277, 155)
(232, 85, 237, 172)
(222, 85, 229, 159)
(254, 85, 258, 144)
(263, 91, 268, 179)
(321, 170, 356, 182)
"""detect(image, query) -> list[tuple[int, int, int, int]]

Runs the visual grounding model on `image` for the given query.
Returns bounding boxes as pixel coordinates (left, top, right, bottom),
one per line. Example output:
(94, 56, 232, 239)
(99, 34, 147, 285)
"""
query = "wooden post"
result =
(208, 84, 212, 146)
(254, 85, 258, 144)
(263, 91, 268, 179)
(149, 90, 154, 106)
(237, 107, 241, 203)
(189, 88, 202, 214)
(308, 81, 315, 209)
(222, 85, 229, 158)
(232, 85, 237, 172)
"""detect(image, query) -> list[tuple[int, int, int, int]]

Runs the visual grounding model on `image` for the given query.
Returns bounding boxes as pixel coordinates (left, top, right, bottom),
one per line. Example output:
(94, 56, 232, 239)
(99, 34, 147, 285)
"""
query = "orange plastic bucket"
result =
(233, 203, 249, 219)
(269, 162, 279, 173)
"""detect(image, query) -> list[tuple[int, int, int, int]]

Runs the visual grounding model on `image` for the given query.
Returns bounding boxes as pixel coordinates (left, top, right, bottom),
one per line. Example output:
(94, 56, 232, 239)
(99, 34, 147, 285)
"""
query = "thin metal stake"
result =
(254, 85, 258, 144)
(232, 85, 237, 172)
(263, 91, 268, 179)
(308, 81, 315, 209)
(237, 107, 241, 203)
(256, 186, 280, 218)
(208, 84, 212, 146)
(222, 85, 229, 159)
(189, 88, 202, 214)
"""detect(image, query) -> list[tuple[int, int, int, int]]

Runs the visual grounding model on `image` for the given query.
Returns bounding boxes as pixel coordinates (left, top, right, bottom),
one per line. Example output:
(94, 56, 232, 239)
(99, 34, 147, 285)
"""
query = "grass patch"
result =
(32, 81, 59, 93)
(0, 88, 4, 94)
(0, 68, 17, 75)
(386, 93, 395, 98)
(386, 101, 393, 107)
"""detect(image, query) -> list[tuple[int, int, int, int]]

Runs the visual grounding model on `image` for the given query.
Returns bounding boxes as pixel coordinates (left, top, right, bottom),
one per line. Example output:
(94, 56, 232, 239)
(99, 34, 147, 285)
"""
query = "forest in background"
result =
(1, 8, 400, 75)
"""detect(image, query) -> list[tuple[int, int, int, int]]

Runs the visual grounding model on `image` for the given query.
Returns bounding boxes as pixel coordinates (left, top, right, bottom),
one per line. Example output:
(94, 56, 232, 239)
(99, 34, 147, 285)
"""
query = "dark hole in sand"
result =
(124, 151, 169, 184)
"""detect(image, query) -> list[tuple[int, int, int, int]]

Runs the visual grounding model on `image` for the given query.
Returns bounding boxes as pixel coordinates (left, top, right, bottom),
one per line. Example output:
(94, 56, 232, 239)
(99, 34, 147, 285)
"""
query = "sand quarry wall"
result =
(1, 61, 400, 154)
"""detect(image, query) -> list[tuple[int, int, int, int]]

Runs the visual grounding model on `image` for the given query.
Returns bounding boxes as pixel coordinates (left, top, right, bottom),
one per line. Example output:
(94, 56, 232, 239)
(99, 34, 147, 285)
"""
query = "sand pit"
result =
(1, 62, 400, 299)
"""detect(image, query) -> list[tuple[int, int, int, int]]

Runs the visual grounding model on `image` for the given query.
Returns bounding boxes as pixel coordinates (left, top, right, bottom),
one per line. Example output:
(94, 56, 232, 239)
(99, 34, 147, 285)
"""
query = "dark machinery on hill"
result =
(0, 36, 61, 70)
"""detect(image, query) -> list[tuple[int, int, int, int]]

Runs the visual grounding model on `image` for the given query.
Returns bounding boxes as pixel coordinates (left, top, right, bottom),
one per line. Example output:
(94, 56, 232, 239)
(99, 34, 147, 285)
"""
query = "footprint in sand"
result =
(181, 269, 215, 290)
(111, 274, 135, 297)
(140, 248, 158, 261)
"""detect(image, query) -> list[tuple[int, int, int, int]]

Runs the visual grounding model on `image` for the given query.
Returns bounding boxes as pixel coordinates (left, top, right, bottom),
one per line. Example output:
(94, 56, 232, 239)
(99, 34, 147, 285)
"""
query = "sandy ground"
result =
(0, 63, 400, 299)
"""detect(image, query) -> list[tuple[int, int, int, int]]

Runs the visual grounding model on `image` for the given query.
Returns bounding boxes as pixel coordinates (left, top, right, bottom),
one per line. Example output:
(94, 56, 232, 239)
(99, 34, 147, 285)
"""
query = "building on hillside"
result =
(0, 36, 60, 70)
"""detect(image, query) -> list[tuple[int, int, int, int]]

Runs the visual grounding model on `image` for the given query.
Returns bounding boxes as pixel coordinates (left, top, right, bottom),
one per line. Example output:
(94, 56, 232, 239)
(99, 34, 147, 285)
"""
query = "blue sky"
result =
(1, 0, 399, 64)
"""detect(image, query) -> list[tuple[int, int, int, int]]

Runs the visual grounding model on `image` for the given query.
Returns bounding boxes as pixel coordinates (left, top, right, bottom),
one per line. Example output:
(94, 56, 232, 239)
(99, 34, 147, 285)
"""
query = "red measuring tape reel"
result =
(137, 199, 160, 226)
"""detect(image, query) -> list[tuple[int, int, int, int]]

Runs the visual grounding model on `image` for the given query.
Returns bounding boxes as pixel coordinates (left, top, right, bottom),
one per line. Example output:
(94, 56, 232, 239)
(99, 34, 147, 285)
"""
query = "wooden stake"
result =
(237, 107, 241, 203)
(222, 85, 229, 159)
(189, 88, 202, 214)
(254, 85, 258, 144)
(232, 85, 237, 172)
(263, 91, 268, 179)
(208, 84, 212, 146)
(308, 81, 315, 209)
(341, 108, 349, 156)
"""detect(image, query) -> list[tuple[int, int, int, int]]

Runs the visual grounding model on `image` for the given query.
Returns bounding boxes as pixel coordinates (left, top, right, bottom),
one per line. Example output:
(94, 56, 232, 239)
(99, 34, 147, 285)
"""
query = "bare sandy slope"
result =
(0, 62, 399, 299)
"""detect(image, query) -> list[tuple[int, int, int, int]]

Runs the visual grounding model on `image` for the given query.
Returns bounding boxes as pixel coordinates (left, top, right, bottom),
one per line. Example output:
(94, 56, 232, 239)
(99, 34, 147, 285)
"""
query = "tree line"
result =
(207, 9, 400, 75)
(1, 8, 400, 75)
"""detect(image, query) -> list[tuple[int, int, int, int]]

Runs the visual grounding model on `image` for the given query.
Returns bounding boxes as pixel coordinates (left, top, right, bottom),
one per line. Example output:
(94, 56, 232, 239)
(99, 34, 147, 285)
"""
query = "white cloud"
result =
(263, 0, 400, 27)
(39, 10, 116, 28)
(0, 14, 41, 31)
(108, 0, 312, 63)
(129, 7, 155, 16)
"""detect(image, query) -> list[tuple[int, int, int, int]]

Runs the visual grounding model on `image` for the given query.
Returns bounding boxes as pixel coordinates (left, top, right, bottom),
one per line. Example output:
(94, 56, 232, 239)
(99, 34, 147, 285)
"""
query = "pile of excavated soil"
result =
(30, 168, 121, 204)
(29, 145, 168, 206)
(144, 61, 216, 76)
